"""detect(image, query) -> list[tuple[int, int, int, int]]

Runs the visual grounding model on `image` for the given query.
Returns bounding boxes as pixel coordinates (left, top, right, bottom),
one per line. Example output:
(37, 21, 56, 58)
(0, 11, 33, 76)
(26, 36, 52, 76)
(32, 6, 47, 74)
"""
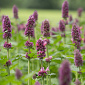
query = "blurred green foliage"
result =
(0, 0, 85, 10)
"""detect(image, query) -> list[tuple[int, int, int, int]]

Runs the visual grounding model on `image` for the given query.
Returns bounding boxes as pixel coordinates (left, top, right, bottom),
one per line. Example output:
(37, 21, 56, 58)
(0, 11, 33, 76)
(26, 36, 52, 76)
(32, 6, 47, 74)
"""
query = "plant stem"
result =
(35, 27, 37, 41)
(28, 59, 30, 85)
(46, 45, 49, 58)
(28, 36, 30, 85)
(42, 77, 44, 85)
(41, 59, 43, 68)
(7, 49, 9, 59)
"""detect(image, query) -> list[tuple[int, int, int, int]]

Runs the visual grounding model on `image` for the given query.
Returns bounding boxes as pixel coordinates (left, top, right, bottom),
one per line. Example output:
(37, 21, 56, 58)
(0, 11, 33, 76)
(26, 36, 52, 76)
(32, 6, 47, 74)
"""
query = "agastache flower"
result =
(69, 15, 73, 22)
(35, 81, 41, 85)
(3, 42, 12, 49)
(25, 41, 33, 48)
(74, 49, 83, 67)
(24, 15, 35, 37)
(41, 19, 50, 37)
(59, 20, 65, 32)
(13, 5, 18, 19)
(2, 16, 11, 32)
(77, 8, 83, 17)
(62, 0, 69, 19)
(45, 56, 52, 62)
(43, 39, 50, 46)
(15, 68, 22, 79)
(74, 79, 81, 85)
(5, 60, 12, 67)
(33, 10, 38, 21)
(59, 60, 71, 85)
(38, 67, 49, 77)
(25, 52, 30, 59)
(3, 32, 12, 39)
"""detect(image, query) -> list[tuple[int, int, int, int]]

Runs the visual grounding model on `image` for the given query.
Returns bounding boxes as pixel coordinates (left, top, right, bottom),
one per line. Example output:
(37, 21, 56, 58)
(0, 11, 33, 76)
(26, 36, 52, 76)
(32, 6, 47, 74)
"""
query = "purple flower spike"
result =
(25, 41, 33, 48)
(77, 8, 83, 17)
(72, 24, 80, 41)
(69, 15, 73, 22)
(41, 19, 50, 37)
(59, 20, 65, 32)
(2, 16, 11, 32)
(59, 60, 71, 85)
(74, 49, 83, 67)
(74, 79, 81, 85)
(38, 67, 49, 77)
(6, 60, 12, 67)
(62, 0, 69, 19)
(15, 68, 22, 79)
(24, 15, 35, 37)
(25, 52, 30, 59)
(35, 81, 41, 85)
(3, 42, 12, 49)
(13, 5, 18, 19)
(3, 32, 12, 39)
(33, 10, 38, 21)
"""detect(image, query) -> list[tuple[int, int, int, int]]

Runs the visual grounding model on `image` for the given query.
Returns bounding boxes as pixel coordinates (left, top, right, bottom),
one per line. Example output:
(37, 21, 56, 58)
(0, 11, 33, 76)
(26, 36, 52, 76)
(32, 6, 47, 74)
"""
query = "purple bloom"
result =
(35, 81, 41, 85)
(41, 19, 50, 37)
(59, 60, 71, 85)
(74, 79, 81, 85)
(45, 56, 52, 62)
(43, 39, 50, 46)
(71, 24, 80, 41)
(25, 41, 33, 48)
(25, 52, 30, 59)
(3, 32, 12, 39)
(3, 42, 12, 49)
(37, 51, 46, 58)
(74, 49, 83, 67)
(2, 16, 11, 32)
(77, 8, 83, 17)
(62, 0, 69, 19)
(5, 60, 12, 67)
(15, 68, 22, 79)
(59, 20, 65, 32)
(17, 24, 26, 32)
(33, 10, 38, 21)
(38, 67, 49, 77)
(36, 39, 46, 51)
(24, 15, 35, 37)
(13, 5, 18, 19)
(69, 15, 73, 22)
(33, 74, 37, 79)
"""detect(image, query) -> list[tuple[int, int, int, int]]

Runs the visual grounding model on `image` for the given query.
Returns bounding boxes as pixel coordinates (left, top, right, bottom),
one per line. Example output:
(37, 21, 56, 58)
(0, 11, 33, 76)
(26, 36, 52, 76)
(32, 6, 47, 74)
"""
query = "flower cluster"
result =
(13, 5, 18, 19)
(35, 81, 41, 85)
(3, 42, 12, 49)
(41, 19, 50, 37)
(43, 39, 50, 46)
(59, 60, 71, 85)
(74, 49, 83, 67)
(62, 0, 69, 19)
(74, 79, 81, 85)
(45, 56, 52, 62)
(71, 24, 81, 49)
(36, 39, 46, 59)
(25, 41, 33, 48)
(15, 68, 22, 79)
(17, 24, 26, 32)
(38, 67, 49, 77)
(5, 60, 12, 67)
(24, 15, 35, 37)
(69, 15, 73, 22)
(25, 52, 31, 59)
(33, 10, 38, 21)
(77, 8, 83, 17)
(59, 20, 65, 32)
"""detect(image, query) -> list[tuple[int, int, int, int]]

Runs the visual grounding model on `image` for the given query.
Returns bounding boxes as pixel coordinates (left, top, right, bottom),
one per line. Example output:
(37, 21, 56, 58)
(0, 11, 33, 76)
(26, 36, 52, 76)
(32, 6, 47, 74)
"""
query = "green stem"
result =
(35, 27, 37, 41)
(46, 45, 49, 58)
(28, 36, 30, 85)
(41, 59, 43, 68)
(42, 77, 44, 85)
(48, 63, 51, 85)
(7, 49, 9, 59)
(28, 59, 30, 85)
